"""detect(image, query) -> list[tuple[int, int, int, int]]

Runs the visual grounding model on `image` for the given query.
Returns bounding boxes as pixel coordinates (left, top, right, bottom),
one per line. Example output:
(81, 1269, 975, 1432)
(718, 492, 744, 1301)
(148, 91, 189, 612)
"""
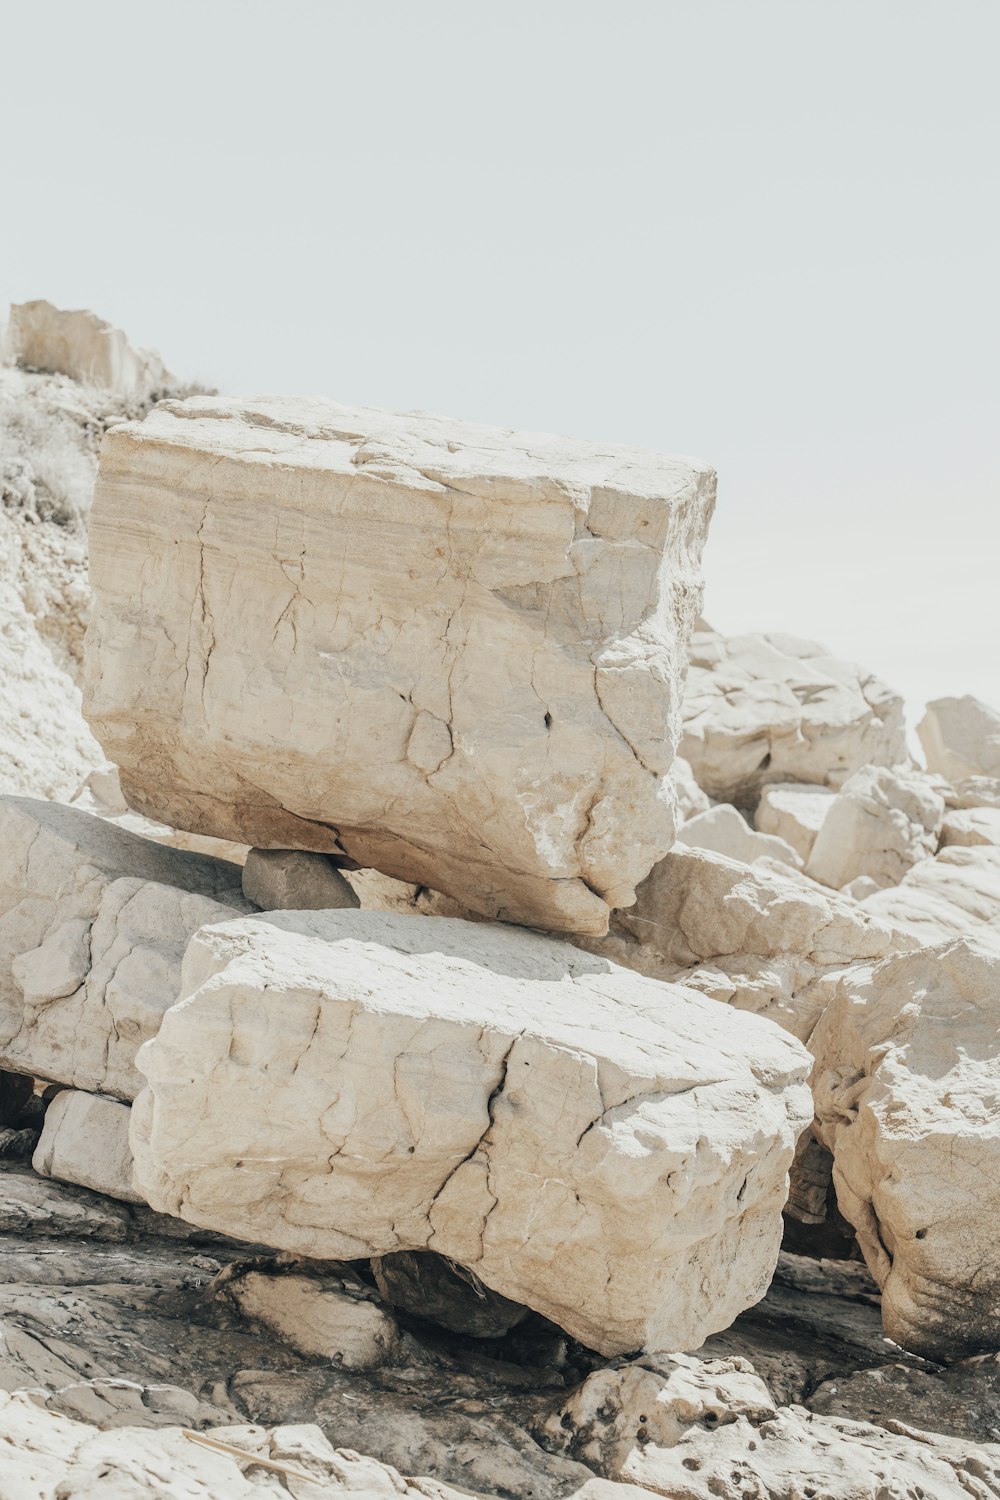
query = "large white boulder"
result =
(8, 300, 176, 401)
(588, 846, 897, 1041)
(681, 628, 906, 804)
(860, 845, 1000, 951)
(812, 938, 1000, 1360)
(130, 910, 811, 1357)
(83, 397, 715, 936)
(805, 764, 944, 892)
(940, 806, 1000, 848)
(918, 694, 1000, 782)
(754, 781, 835, 863)
(0, 797, 246, 1095)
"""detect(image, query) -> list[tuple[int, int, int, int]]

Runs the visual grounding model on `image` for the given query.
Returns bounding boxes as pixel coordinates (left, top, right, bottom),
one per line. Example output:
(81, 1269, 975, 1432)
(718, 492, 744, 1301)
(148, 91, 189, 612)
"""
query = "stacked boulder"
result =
(3, 353, 1000, 1495)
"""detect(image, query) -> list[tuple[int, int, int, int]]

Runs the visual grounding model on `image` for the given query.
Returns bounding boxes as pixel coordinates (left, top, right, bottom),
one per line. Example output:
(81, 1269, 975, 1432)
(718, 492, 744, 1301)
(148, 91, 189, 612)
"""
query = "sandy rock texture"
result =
(587, 846, 897, 1040)
(83, 395, 716, 934)
(919, 694, 1000, 782)
(860, 845, 1000, 951)
(32, 1089, 141, 1203)
(0, 797, 247, 1096)
(130, 909, 811, 1357)
(812, 938, 1000, 1360)
(805, 764, 945, 892)
(680, 627, 907, 804)
(8, 299, 177, 402)
(940, 806, 1000, 847)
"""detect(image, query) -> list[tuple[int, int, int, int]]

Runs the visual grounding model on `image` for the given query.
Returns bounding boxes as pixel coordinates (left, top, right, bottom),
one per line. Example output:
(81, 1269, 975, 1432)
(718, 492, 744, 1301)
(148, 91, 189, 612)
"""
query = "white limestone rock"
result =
(544, 1352, 1000, 1498)
(588, 846, 897, 1041)
(677, 802, 802, 869)
(755, 781, 835, 863)
(72, 760, 250, 864)
(0, 1390, 488, 1500)
(82, 396, 716, 935)
(945, 775, 1000, 810)
(241, 848, 360, 912)
(860, 845, 1000, 951)
(940, 806, 1000, 848)
(805, 764, 945, 893)
(812, 938, 1000, 1361)
(32, 1089, 141, 1203)
(681, 627, 907, 804)
(8, 299, 176, 401)
(670, 754, 711, 824)
(216, 1267, 404, 1369)
(130, 910, 811, 1357)
(0, 797, 247, 1096)
(918, 694, 1000, 783)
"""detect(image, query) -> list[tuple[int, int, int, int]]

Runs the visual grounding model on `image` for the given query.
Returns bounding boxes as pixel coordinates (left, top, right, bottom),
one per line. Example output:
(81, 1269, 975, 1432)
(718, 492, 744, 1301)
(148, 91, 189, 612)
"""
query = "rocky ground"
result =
(1, 302, 1000, 1498)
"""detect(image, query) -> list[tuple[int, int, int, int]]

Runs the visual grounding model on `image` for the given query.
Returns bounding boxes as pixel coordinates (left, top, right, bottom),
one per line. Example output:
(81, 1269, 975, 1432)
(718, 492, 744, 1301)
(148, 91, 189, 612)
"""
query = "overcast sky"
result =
(4, 1, 997, 722)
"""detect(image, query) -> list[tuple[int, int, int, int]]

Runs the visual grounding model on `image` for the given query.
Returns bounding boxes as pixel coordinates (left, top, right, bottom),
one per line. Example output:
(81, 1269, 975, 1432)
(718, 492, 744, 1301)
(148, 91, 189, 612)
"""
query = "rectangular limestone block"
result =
(130, 910, 812, 1357)
(83, 397, 715, 933)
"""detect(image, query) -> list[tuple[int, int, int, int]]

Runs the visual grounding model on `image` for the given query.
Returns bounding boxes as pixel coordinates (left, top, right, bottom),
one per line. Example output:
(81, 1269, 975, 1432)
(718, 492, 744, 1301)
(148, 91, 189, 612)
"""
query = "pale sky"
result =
(4, 1, 997, 724)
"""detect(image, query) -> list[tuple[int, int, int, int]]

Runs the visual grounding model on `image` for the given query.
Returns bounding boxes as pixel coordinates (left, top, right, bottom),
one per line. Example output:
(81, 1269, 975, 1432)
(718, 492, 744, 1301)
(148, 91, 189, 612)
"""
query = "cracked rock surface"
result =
(586, 846, 898, 1041)
(0, 796, 247, 1096)
(812, 938, 1000, 1361)
(129, 909, 811, 1356)
(82, 396, 715, 934)
(680, 627, 907, 804)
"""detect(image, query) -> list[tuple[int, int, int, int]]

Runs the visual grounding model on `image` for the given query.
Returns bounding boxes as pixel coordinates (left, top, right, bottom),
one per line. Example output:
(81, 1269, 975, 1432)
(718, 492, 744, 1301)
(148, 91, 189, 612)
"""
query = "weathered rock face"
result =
(32, 1089, 141, 1202)
(680, 628, 907, 804)
(543, 1352, 1000, 1499)
(130, 910, 811, 1357)
(588, 846, 897, 1041)
(0, 797, 247, 1095)
(676, 802, 802, 869)
(8, 300, 177, 401)
(812, 939, 1000, 1361)
(805, 764, 945, 892)
(670, 755, 711, 824)
(82, 396, 716, 935)
(918, 694, 1000, 783)
(754, 781, 835, 863)
(860, 845, 1000, 951)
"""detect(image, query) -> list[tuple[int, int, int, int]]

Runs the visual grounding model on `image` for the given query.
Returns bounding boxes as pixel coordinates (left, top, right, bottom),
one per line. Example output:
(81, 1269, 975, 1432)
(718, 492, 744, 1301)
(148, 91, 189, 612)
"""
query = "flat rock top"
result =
(119, 395, 713, 503)
(185, 909, 808, 1088)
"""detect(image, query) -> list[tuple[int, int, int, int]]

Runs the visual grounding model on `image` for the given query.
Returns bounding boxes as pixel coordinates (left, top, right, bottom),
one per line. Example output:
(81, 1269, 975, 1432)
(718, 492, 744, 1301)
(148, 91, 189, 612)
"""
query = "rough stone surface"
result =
(940, 806, 1000, 848)
(543, 1352, 1000, 1498)
(82, 395, 716, 935)
(812, 938, 1000, 1360)
(32, 1089, 141, 1203)
(677, 802, 802, 869)
(72, 760, 251, 864)
(755, 781, 835, 862)
(805, 764, 945, 892)
(216, 1266, 405, 1369)
(0, 1391, 491, 1500)
(860, 845, 1000, 951)
(130, 910, 811, 1357)
(680, 627, 907, 804)
(0, 798, 247, 1096)
(241, 848, 360, 912)
(918, 694, 1000, 782)
(9, 299, 177, 401)
(371, 1251, 528, 1338)
(946, 775, 1000, 810)
(670, 755, 711, 824)
(587, 846, 897, 1041)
